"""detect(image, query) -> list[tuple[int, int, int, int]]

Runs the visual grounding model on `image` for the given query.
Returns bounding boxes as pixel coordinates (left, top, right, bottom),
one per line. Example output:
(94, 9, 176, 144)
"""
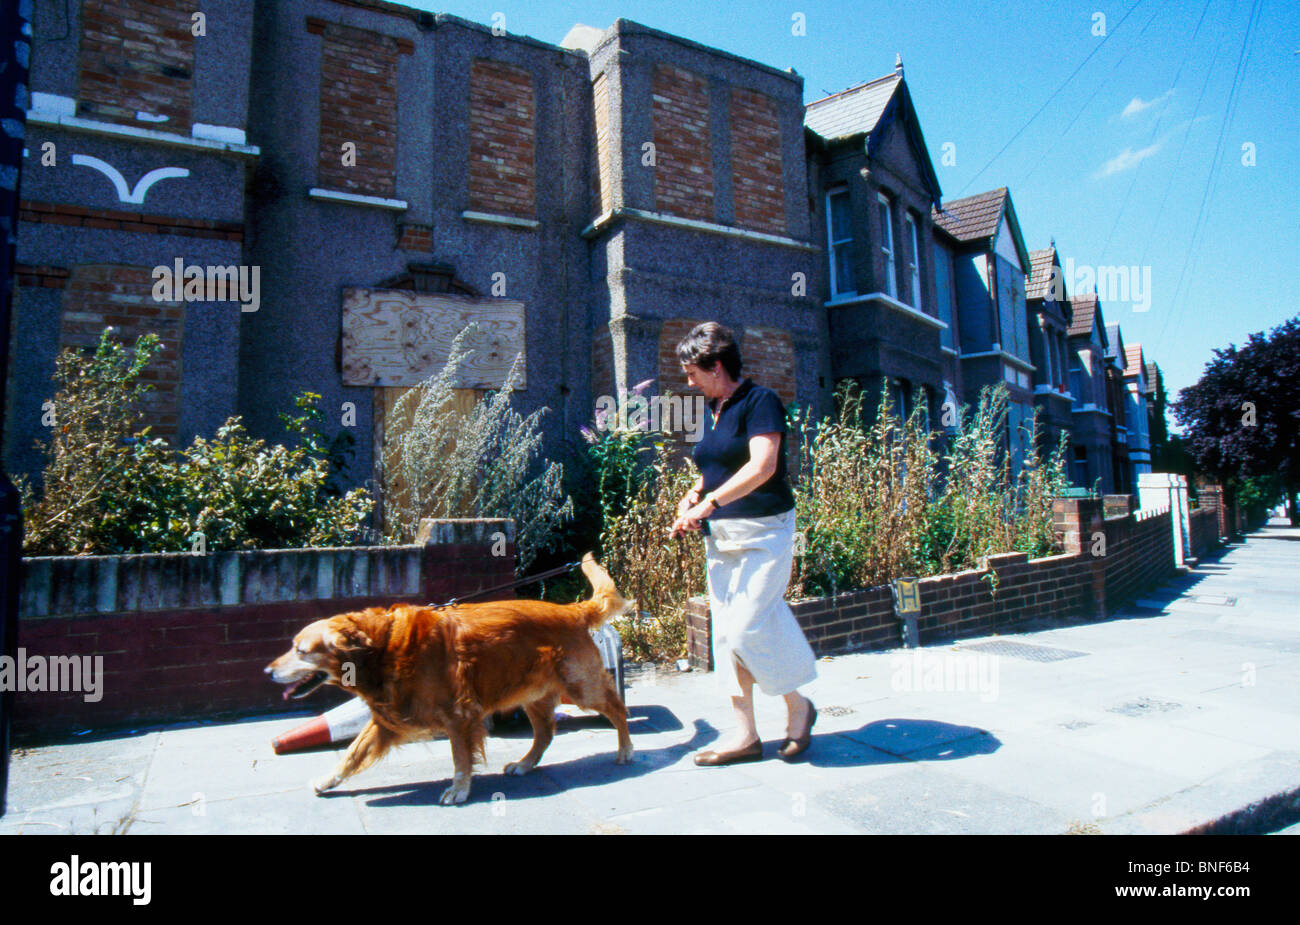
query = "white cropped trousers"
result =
(704, 507, 817, 698)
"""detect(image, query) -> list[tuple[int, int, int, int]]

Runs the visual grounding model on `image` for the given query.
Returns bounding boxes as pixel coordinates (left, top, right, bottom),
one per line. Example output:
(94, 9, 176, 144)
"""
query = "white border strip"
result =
(960, 348, 1035, 372)
(825, 291, 948, 330)
(26, 109, 260, 157)
(308, 188, 408, 211)
(461, 210, 540, 230)
(581, 207, 817, 252)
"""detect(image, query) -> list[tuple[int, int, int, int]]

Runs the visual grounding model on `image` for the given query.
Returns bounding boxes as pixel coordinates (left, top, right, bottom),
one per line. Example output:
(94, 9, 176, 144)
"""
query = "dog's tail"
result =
(578, 551, 635, 630)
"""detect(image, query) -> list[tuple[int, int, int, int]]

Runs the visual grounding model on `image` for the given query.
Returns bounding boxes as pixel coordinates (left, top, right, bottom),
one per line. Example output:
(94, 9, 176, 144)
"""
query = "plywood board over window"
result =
(342, 286, 525, 538)
(341, 287, 526, 388)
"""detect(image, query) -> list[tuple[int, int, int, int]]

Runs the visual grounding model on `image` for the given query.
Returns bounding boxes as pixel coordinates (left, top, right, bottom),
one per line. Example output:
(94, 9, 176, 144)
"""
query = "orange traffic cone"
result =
(272, 697, 372, 755)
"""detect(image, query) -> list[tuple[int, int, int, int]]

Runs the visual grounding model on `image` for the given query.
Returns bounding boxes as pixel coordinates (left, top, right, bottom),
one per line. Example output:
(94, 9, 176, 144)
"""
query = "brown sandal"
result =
(694, 739, 763, 766)
(778, 699, 817, 761)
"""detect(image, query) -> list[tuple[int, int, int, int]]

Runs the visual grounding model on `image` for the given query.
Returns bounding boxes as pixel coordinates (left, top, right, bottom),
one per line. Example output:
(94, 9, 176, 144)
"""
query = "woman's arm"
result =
(669, 434, 780, 537)
(701, 433, 780, 508)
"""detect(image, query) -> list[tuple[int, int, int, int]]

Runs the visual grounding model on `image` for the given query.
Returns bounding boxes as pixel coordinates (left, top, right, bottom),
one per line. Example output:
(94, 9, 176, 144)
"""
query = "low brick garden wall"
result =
(11, 519, 515, 741)
(686, 496, 1189, 669)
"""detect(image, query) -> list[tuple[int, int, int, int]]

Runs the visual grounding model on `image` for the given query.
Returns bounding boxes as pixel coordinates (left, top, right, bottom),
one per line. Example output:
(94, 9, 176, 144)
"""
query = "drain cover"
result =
(1108, 697, 1181, 716)
(1193, 594, 1237, 606)
(822, 705, 855, 717)
(957, 640, 1090, 662)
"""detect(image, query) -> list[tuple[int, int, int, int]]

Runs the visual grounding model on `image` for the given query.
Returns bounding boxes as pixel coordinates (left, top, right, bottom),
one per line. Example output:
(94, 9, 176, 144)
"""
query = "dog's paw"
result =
(615, 744, 635, 765)
(439, 782, 471, 805)
(311, 774, 340, 795)
(503, 760, 534, 776)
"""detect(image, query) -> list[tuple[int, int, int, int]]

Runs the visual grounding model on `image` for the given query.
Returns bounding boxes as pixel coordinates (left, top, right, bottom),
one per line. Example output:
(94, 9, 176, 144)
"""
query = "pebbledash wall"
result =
(686, 497, 1200, 669)
(11, 520, 515, 742)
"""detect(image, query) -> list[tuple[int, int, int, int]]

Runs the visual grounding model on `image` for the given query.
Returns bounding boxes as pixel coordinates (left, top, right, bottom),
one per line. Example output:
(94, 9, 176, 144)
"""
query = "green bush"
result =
(20, 328, 373, 555)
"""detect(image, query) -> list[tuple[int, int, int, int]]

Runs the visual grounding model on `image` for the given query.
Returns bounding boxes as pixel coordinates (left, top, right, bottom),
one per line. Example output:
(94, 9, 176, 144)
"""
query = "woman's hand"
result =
(677, 487, 701, 516)
(669, 493, 711, 538)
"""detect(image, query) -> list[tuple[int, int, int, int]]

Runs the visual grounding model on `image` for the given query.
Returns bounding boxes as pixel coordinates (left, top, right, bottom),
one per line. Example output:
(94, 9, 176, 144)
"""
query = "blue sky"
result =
(404, 0, 1297, 428)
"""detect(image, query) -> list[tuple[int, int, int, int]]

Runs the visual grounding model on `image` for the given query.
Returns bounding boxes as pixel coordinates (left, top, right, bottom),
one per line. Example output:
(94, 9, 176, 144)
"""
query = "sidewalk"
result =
(4, 520, 1297, 834)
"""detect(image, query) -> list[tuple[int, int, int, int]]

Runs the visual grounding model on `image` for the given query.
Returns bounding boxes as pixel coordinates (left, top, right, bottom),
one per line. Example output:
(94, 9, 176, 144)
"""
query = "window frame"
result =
(904, 211, 922, 309)
(877, 191, 897, 298)
(826, 186, 856, 298)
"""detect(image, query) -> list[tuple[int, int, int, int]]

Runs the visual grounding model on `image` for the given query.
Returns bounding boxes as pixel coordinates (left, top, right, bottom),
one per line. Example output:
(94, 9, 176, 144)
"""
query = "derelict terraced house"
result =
(8, 1, 833, 505)
(7, 0, 1151, 511)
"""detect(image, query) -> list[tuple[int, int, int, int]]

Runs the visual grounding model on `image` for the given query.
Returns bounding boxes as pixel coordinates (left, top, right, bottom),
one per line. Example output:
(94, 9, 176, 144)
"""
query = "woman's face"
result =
(682, 361, 733, 399)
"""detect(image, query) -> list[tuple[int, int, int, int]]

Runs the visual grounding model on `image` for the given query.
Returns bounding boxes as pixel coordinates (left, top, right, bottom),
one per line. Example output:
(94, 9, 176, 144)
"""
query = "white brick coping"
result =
(308, 188, 409, 211)
(825, 291, 948, 330)
(19, 518, 514, 619)
(27, 99, 260, 158)
(461, 210, 540, 230)
(581, 207, 818, 252)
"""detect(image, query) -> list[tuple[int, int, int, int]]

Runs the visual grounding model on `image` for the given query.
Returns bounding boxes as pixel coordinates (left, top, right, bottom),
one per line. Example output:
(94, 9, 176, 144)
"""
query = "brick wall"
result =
(1102, 504, 1176, 612)
(684, 495, 1180, 667)
(1188, 506, 1220, 561)
(592, 320, 616, 405)
(592, 70, 615, 217)
(19, 200, 244, 242)
(651, 65, 713, 221)
(729, 88, 785, 235)
(57, 264, 184, 438)
(468, 58, 536, 218)
(13, 519, 516, 741)
(397, 222, 432, 252)
(309, 18, 409, 198)
(741, 325, 796, 406)
(78, 0, 195, 129)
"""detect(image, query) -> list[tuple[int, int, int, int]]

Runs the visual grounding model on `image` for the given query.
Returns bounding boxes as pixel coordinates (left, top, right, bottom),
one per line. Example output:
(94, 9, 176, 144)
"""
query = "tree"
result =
(1172, 315, 1300, 525)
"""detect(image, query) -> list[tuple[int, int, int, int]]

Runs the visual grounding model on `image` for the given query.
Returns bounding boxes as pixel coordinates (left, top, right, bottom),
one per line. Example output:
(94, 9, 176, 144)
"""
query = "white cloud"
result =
(1095, 142, 1163, 178)
(1121, 89, 1175, 118)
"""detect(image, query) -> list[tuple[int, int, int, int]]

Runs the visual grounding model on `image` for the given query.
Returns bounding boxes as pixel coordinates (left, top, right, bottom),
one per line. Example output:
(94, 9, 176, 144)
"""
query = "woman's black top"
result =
(691, 377, 796, 519)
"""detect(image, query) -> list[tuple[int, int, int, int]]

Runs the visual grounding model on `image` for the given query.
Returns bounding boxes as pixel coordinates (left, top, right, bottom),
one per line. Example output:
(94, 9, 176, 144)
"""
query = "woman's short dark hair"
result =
(675, 322, 742, 379)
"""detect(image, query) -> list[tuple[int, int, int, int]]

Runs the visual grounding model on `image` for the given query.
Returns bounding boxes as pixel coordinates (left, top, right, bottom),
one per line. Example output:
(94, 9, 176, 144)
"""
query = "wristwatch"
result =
(705, 493, 720, 510)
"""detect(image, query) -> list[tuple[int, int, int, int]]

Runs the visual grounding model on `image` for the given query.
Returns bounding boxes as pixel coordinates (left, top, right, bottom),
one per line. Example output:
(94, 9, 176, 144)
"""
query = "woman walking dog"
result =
(668, 322, 818, 765)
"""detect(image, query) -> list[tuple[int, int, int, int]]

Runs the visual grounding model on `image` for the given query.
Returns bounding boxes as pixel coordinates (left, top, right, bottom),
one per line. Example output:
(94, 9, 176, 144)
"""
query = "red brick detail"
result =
(740, 325, 796, 406)
(58, 265, 184, 438)
(729, 88, 786, 234)
(467, 59, 537, 219)
(77, 0, 195, 129)
(18, 200, 244, 241)
(592, 70, 615, 217)
(14, 264, 71, 289)
(591, 320, 616, 406)
(314, 20, 402, 198)
(397, 222, 432, 251)
(652, 65, 713, 221)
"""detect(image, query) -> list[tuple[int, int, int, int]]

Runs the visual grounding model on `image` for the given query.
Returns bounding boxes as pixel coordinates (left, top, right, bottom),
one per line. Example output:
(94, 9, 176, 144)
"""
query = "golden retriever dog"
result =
(265, 553, 635, 805)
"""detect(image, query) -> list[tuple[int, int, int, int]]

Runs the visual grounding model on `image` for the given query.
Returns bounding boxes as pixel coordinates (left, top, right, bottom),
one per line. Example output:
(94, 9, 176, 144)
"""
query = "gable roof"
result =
(805, 73, 901, 140)
(1026, 248, 1059, 301)
(1144, 361, 1161, 397)
(1068, 292, 1108, 349)
(1105, 323, 1125, 363)
(931, 187, 1032, 274)
(1124, 344, 1146, 379)
(805, 71, 942, 206)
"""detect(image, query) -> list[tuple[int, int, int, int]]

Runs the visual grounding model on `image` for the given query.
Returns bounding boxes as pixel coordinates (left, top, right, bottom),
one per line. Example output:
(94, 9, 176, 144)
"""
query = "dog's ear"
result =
(326, 620, 373, 654)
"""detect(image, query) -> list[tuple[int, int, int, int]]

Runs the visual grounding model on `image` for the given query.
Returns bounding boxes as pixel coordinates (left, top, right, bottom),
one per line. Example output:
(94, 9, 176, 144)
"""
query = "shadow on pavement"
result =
(323, 718, 720, 806)
(489, 704, 683, 739)
(813, 718, 1001, 767)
